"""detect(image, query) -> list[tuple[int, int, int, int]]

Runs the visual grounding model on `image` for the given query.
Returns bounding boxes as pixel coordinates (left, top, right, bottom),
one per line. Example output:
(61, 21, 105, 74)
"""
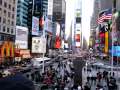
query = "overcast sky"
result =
(65, 0, 94, 46)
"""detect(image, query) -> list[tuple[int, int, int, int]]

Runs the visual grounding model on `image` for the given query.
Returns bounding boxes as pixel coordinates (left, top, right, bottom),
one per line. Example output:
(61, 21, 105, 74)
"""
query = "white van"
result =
(31, 57, 51, 68)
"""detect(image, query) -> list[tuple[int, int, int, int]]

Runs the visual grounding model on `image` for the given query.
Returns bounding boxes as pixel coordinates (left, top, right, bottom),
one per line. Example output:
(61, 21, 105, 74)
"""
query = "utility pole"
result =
(111, 0, 116, 75)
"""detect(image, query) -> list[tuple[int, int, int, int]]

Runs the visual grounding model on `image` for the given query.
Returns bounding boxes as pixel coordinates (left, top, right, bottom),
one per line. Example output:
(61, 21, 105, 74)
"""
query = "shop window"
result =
(1, 35, 4, 40)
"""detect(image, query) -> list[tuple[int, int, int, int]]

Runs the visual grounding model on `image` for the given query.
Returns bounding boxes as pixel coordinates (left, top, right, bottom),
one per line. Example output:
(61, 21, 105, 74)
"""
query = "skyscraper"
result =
(0, 0, 17, 59)
(0, 0, 17, 36)
(16, 0, 29, 27)
(53, 0, 66, 23)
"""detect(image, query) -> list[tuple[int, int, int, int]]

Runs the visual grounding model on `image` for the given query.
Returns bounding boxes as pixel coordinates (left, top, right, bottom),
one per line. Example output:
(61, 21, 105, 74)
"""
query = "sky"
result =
(65, 0, 75, 40)
(65, 0, 94, 47)
(82, 0, 94, 46)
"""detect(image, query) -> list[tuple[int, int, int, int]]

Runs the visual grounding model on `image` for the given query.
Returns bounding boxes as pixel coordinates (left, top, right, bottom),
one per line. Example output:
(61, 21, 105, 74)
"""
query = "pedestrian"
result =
(84, 82, 91, 90)
(91, 76, 94, 85)
(84, 68, 86, 72)
(78, 85, 82, 90)
(113, 72, 115, 77)
(87, 76, 90, 82)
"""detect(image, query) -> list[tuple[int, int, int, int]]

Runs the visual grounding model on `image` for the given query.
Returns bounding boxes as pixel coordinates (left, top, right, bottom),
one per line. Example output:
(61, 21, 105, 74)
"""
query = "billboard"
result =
(32, 37, 46, 53)
(15, 26, 28, 49)
(48, 0, 53, 16)
(1, 41, 14, 57)
(56, 23, 60, 36)
(45, 19, 53, 34)
(111, 46, 120, 56)
(32, 16, 39, 35)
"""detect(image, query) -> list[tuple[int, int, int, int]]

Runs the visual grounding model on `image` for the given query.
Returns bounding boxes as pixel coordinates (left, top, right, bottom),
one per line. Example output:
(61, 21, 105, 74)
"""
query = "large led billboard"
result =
(32, 16, 39, 35)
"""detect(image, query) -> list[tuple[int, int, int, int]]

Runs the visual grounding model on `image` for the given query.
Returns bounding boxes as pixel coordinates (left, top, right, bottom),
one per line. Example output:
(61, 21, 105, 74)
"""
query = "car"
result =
(31, 57, 51, 68)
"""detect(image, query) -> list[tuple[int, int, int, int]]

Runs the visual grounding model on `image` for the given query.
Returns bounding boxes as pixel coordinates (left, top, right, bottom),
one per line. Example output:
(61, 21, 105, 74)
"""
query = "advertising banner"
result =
(112, 46, 120, 56)
(48, 0, 53, 16)
(56, 23, 60, 36)
(15, 26, 28, 49)
(32, 37, 46, 53)
(32, 16, 39, 35)
(105, 31, 108, 53)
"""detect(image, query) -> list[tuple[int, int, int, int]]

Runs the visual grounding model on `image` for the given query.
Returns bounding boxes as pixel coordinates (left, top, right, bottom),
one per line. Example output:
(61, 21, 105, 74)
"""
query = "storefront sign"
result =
(20, 50, 30, 58)
(1, 41, 14, 57)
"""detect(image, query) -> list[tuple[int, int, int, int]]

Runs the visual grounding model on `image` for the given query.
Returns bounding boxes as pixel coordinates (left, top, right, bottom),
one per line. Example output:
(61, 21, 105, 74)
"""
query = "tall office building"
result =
(16, 0, 29, 27)
(53, 0, 66, 23)
(0, 0, 17, 36)
(28, 0, 48, 30)
(90, 0, 113, 31)
(0, 0, 17, 59)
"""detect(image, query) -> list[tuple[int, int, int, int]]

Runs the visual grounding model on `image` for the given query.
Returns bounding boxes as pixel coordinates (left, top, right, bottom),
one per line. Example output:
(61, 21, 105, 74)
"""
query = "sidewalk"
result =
(82, 66, 120, 90)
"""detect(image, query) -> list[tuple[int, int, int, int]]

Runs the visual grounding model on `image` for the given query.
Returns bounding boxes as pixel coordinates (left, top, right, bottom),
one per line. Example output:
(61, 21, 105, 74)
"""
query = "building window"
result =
(0, 0, 2, 5)
(4, 2, 7, 8)
(3, 18, 6, 24)
(8, 4, 11, 10)
(0, 17, 1, 23)
(8, 12, 11, 18)
(3, 26, 6, 32)
(1, 35, 4, 40)
(0, 8, 1, 14)
(4, 10, 6, 16)
(12, 7, 15, 11)
(11, 29, 13, 34)
(7, 27, 9, 33)
(0, 25, 1, 31)
(8, 19, 10, 25)
(13, 0, 15, 4)
(11, 21, 14, 26)
(12, 14, 14, 19)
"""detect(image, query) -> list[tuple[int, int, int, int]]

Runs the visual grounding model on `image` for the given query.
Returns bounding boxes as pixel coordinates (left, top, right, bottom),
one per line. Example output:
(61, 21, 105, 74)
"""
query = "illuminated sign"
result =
(32, 17, 39, 35)
(1, 41, 14, 57)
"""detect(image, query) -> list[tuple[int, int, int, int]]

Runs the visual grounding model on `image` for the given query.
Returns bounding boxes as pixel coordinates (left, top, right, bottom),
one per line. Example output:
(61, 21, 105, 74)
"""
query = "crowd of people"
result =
(83, 65, 118, 90)
(24, 59, 77, 90)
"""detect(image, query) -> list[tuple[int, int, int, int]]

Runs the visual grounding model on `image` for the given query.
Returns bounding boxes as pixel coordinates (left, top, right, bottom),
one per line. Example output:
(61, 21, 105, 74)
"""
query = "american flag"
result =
(97, 9, 112, 24)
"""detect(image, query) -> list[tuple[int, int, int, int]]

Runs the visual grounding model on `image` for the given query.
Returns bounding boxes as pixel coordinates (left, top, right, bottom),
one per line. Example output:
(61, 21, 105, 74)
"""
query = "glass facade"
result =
(16, 0, 29, 27)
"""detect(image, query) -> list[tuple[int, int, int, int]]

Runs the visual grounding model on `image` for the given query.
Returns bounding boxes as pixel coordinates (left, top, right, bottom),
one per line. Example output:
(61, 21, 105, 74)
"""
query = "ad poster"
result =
(15, 26, 28, 49)
(32, 16, 39, 35)
(32, 37, 46, 53)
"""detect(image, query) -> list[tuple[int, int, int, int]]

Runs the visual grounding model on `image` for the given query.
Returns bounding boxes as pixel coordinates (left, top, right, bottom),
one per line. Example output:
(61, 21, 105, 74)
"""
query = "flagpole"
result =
(111, 22, 113, 74)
